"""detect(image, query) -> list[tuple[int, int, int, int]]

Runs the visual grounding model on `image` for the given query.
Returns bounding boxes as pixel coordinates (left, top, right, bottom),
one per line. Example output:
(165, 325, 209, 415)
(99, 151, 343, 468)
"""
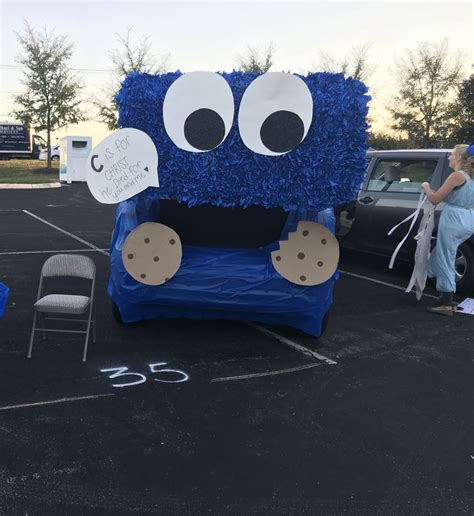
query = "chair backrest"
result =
(41, 254, 96, 280)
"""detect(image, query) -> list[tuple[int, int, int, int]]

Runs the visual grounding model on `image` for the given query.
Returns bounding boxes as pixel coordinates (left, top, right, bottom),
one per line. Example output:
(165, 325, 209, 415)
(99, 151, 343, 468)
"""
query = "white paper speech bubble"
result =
(86, 128, 159, 204)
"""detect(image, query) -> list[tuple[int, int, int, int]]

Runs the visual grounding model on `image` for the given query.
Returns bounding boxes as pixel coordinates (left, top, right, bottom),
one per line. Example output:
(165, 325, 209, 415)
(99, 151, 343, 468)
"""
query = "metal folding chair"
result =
(27, 254, 96, 362)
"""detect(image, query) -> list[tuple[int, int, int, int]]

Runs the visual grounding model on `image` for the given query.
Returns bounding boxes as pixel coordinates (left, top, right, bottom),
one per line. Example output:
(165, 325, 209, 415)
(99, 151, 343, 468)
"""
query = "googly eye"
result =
(238, 72, 313, 156)
(163, 72, 234, 152)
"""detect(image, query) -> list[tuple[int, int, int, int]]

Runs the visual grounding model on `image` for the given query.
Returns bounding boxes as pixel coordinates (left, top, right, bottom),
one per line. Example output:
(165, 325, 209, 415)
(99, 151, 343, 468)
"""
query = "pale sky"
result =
(1, 0, 472, 145)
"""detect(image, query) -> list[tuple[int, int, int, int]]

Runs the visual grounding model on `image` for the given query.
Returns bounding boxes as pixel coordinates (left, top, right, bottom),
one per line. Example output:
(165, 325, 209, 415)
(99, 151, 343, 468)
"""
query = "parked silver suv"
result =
(336, 149, 474, 292)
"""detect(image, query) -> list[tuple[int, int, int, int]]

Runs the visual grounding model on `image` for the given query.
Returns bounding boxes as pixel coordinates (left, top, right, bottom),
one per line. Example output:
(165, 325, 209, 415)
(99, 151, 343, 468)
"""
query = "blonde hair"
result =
(454, 144, 474, 178)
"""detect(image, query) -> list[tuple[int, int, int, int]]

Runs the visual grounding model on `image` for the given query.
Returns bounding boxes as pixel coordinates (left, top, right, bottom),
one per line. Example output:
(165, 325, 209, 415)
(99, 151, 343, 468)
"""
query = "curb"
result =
(0, 182, 62, 190)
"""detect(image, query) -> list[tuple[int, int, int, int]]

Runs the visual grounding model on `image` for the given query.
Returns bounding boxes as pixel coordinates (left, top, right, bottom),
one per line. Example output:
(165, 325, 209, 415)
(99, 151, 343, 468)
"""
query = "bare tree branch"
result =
(93, 27, 171, 130)
(234, 43, 276, 73)
(312, 42, 375, 82)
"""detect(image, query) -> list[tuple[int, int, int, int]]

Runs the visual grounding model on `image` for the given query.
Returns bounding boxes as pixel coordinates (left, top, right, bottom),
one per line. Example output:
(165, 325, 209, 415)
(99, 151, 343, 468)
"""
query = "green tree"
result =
(234, 43, 276, 73)
(94, 27, 171, 130)
(368, 131, 416, 150)
(12, 22, 85, 168)
(447, 74, 473, 144)
(389, 39, 464, 148)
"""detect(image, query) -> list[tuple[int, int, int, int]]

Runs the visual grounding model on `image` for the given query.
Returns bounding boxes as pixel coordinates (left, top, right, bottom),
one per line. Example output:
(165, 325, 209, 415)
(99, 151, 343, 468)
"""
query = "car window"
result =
(367, 159, 438, 193)
(33, 135, 46, 147)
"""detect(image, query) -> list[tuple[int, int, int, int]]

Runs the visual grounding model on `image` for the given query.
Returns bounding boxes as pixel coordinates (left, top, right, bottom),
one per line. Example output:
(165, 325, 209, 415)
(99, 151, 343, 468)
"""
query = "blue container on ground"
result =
(0, 283, 9, 319)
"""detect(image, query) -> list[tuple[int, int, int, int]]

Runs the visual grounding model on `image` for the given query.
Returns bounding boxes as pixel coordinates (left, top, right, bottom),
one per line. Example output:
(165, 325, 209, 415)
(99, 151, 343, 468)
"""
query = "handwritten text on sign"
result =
(86, 128, 159, 204)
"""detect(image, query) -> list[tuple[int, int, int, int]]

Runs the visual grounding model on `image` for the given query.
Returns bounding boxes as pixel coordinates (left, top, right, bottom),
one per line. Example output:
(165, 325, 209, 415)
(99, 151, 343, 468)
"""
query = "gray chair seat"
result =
(28, 254, 96, 362)
(34, 294, 90, 314)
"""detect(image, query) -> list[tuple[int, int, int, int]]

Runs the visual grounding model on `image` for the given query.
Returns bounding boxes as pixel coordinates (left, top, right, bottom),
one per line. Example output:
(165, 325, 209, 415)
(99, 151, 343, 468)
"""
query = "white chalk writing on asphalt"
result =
(100, 362, 189, 388)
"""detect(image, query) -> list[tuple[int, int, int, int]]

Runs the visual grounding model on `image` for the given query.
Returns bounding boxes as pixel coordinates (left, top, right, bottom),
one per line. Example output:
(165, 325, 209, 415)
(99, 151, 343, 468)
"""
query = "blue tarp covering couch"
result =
(108, 196, 338, 336)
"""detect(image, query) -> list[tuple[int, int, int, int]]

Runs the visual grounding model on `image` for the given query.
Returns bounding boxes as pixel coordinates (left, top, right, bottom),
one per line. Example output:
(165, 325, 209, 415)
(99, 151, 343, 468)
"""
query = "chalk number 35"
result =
(101, 362, 189, 388)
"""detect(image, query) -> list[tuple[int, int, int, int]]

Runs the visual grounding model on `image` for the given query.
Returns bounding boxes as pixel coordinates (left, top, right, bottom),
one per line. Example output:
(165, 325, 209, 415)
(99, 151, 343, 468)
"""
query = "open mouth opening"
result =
(158, 199, 290, 249)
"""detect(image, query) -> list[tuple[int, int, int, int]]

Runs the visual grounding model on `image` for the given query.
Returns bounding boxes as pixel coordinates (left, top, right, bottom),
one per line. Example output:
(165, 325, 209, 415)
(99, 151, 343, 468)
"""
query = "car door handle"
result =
(358, 196, 374, 205)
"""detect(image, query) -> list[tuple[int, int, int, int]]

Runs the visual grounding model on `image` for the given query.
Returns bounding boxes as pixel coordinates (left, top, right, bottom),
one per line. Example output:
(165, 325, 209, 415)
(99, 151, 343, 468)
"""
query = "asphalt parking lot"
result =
(0, 184, 472, 514)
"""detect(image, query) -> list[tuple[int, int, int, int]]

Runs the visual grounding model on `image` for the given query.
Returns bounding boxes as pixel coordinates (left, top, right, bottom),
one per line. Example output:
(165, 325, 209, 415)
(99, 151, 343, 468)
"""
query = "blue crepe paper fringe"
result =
(116, 71, 370, 211)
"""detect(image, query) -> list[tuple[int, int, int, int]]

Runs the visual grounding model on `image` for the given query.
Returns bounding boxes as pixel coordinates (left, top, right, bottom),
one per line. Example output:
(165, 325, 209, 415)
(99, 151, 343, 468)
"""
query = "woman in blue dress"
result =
(422, 144, 474, 316)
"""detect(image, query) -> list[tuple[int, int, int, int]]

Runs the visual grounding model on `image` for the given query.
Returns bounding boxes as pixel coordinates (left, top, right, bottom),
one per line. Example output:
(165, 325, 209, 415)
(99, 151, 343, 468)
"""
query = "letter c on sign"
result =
(91, 155, 103, 173)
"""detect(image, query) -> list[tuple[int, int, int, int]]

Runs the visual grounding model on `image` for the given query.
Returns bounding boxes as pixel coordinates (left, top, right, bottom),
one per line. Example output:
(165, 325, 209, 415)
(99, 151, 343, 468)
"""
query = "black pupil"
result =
(260, 110, 304, 153)
(184, 108, 225, 151)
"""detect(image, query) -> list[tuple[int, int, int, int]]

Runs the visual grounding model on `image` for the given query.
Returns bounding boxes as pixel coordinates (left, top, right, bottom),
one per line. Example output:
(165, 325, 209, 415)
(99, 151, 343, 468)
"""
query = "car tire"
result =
(112, 301, 145, 326)
(111, 302, 125, 325)
(456, 242, 474, 293)
(321, 309, 330, 336)
(302, 310, 331, 350)
(51, 155, 59, 161)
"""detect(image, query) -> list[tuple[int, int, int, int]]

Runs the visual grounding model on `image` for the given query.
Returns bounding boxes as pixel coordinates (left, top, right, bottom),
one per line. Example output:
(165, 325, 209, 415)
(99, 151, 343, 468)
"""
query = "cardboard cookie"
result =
(122, 222, 182, 286)
(271, 221, 339, 286)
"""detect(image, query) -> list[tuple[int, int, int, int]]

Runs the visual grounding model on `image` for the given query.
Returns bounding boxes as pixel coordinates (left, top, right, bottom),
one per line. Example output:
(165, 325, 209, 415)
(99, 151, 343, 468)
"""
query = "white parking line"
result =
(247, 322, 337, 365)
(211, 362, 321, 382)
(18, 211, 439, 364)
(0, 394, 115, 412)
(248, 268, 439, 361)
(22, 210, 110, 257)
(339, 270, 437, 299)
(0, 249, 109, 256)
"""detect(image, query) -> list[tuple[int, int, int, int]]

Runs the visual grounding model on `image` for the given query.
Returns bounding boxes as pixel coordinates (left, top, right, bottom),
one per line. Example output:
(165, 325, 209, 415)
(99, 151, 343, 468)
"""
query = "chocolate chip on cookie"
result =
(122, 222, 182, 286)
(271, 221, 339, 286)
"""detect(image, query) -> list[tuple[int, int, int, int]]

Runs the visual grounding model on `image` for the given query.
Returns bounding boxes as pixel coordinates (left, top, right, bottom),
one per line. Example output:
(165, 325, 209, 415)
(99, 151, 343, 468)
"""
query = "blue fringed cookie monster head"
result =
(117, 70, 370, 211)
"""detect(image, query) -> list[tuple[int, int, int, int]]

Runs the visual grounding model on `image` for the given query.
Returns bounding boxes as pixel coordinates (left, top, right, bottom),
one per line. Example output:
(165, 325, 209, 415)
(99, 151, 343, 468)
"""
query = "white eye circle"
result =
(238, 72, 313, 156)
(163, 71, 234, 152)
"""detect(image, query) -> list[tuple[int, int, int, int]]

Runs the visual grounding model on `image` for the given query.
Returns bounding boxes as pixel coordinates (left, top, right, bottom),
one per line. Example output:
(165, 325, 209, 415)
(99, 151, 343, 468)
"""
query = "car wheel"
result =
(112, 301, 144, 326)
(307, 309, 330, 340)
(51, 155, 59, 161)
(321, 309, 330, 335)
(303, 309, 331, 350)
(111, 302, 125, 325)
(455, 243, 474, 293)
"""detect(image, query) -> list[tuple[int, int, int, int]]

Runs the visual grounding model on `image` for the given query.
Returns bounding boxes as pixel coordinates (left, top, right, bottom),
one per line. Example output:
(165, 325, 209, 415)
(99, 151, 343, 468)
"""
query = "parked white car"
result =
(39, 145, 60, 161)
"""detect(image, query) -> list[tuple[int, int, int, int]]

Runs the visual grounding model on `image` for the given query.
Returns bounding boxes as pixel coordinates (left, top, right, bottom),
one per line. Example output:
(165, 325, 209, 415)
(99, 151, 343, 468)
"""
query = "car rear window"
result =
(367, 159, 438, 193)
